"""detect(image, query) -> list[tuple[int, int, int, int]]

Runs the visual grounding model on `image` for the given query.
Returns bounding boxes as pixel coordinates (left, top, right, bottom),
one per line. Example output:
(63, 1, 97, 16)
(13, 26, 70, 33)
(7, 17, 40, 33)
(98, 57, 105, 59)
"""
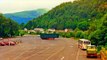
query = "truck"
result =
(40, 33, 59, 40)
(86, 45, 97, 58)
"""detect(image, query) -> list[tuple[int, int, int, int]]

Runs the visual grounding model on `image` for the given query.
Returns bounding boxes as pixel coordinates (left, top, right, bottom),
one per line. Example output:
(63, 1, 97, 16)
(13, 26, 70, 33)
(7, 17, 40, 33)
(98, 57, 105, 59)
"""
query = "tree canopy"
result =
(26, 0, 107, 30)
(0, 13, 19, 37)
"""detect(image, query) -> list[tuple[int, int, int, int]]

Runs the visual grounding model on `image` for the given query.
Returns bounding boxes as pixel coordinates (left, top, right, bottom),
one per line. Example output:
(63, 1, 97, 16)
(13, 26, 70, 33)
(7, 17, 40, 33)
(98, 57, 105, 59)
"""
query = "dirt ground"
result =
(0, 35, 100, 60)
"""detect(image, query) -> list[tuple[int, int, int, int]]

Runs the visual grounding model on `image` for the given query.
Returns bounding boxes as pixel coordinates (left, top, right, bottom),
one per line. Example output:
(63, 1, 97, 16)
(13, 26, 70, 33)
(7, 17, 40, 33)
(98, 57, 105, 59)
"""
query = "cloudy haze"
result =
(0, 0, 74, 13)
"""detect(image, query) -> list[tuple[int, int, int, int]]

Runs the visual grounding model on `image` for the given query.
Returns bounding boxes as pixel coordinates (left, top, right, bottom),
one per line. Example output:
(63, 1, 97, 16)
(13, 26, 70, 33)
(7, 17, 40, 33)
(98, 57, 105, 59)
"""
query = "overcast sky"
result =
(0, 0, 74, 13)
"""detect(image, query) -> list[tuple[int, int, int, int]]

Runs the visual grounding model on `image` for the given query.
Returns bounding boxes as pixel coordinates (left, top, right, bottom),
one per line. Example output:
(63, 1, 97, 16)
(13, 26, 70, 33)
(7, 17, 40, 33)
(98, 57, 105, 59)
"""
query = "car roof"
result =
(79, 39, 90, 41)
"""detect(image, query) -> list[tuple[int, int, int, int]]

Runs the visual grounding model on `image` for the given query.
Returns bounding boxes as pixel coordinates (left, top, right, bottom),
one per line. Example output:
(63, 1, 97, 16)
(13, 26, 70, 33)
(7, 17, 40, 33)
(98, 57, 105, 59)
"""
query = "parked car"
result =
(3, 41, 9, 45)
(9, 41, 16, 45)
(0, 42, 6, 46)
(86, 45, 97, 58)
(3, 41, 16, 46)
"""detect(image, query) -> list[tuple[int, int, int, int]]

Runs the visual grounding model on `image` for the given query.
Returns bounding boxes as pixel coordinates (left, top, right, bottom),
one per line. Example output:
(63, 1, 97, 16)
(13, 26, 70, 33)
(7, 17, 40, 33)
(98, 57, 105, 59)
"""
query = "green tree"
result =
(77, 21, 89, 31)
(0, 13, 19, 37)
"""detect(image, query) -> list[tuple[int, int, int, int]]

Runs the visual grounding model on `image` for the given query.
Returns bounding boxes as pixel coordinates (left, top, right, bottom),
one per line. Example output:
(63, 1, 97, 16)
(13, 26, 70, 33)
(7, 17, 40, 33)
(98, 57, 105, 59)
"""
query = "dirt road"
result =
(0, 35, 100, 60)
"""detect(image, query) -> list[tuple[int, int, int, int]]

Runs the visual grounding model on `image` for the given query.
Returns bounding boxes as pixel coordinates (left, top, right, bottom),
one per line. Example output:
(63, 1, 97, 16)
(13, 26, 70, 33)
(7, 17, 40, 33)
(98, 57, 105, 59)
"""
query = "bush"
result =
(97, 45, 103, 53)
(19, 30, 26, 36)
(75, 31, 83, 38)
(59, 32, 66, 37)
(70, 32, 75, 37)
(74, 28, 81, 33)
(80, 32, 88, 39)
(104, 43, 107, 50)
(59, 32, 75, 38)
(29, 32, 36, 35)
(88, 29, 104, 45)
(36, 31, 42, 35)
(65, 32, 71, 38)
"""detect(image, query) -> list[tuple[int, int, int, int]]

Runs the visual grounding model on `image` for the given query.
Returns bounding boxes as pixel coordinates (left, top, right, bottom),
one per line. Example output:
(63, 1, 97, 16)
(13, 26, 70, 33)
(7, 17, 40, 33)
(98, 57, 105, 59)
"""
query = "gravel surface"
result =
(0, 35, 100, 60)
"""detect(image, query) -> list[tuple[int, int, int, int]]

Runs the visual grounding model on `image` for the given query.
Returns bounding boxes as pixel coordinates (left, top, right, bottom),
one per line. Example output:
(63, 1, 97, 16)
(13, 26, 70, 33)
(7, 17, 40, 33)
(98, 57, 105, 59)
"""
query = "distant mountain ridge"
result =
(4, 9, 48, 24)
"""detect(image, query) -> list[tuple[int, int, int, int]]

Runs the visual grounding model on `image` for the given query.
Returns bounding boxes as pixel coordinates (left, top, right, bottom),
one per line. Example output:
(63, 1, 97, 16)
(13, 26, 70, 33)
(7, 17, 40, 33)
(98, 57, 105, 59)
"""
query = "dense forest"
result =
(26, 0, 107, 30)
(26, 0, 107, 45)
(0, 13, 19, 37)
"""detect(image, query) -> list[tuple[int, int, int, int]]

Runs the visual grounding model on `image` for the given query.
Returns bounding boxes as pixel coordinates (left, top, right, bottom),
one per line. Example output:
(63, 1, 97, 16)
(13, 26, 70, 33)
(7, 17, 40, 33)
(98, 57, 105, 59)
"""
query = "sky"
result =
(0, 0, 74, 13)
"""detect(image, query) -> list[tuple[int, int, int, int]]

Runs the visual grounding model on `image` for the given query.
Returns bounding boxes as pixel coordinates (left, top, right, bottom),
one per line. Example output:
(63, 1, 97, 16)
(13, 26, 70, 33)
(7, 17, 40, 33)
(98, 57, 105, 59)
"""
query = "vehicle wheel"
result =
(87, 56, 89, 58)
(95, 56, 97, 58)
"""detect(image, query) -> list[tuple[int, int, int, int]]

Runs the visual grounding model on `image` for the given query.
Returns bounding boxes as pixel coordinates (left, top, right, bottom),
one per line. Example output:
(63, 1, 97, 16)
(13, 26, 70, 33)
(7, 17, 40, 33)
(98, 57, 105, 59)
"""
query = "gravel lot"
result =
(0, 35, 100, 60)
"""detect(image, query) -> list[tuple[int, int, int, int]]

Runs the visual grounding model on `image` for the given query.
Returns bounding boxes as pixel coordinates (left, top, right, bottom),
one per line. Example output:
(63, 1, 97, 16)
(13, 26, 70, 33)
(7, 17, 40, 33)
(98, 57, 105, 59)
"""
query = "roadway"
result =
(0, 35, 100, 60)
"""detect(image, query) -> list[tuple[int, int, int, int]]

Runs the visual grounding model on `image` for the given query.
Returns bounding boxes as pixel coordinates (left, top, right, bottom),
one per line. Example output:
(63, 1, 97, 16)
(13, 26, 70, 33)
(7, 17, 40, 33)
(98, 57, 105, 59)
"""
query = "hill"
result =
(4, 9, 48, 24)
(0, 13, 19, 37)
(26, 0, 107, 30)
(25, 0, 107, 45)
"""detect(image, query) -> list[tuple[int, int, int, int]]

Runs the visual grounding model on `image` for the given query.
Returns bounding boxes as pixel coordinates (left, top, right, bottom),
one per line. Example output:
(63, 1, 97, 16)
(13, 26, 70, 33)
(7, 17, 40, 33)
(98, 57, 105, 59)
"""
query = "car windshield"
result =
(84, 41, 90, 44)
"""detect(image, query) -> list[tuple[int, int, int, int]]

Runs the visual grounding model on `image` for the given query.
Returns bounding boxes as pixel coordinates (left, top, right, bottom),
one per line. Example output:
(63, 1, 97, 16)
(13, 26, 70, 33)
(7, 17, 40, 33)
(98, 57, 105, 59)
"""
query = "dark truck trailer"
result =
(40, 34, 59, 40)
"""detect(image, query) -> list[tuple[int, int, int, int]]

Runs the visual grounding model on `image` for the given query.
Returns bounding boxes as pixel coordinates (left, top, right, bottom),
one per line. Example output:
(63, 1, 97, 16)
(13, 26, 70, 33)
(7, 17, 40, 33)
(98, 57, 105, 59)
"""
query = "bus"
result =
(78, 39, 91, 50)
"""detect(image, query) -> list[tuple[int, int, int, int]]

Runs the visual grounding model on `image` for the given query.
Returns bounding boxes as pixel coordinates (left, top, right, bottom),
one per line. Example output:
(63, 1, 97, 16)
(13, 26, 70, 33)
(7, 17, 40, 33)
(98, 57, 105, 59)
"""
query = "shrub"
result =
(19, 30, 26, 36)
(36, 31, 42, 35)
(80, 32, 88, 39)
(88, 29, 104, 45)
(105, 43, 107, 50)
(59, 32, 66, 37)
(97, 45, 103, 53)
(29, 32, 36, 35)
(65, 32, 71, 38)
(70, 32, 75, 37)
(59, 32, 75, 38)
(75, 31, 83, 38)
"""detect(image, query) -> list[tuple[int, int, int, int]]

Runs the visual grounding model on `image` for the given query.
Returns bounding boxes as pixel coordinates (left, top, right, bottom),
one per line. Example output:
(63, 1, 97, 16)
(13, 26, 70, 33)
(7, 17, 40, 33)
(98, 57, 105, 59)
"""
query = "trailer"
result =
(40, 34, 59, 40)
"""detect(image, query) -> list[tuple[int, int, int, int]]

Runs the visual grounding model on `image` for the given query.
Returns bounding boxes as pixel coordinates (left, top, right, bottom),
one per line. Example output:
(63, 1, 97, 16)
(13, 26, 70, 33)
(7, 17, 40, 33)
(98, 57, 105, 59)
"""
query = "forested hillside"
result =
(26, 0, 107, 45)
(4, 9, 48, 24)
(26, 0, 107, 30)
(0, 13, 19, 37)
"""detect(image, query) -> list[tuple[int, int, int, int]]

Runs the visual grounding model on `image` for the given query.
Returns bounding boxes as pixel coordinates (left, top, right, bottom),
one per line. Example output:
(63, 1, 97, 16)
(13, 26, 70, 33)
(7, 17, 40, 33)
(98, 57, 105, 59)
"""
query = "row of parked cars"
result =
(0, 41, 16, 46)
(0, 38, 22, 46)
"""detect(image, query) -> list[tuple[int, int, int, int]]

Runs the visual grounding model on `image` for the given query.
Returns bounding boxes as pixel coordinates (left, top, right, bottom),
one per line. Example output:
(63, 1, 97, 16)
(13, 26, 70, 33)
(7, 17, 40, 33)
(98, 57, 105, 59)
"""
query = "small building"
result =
(55, 30, 65, 33)
(34, 28, 44, 33)
(47, 29, 56, 33)
(64, 29, 73, 32)
(24, 28, 28, 31)
(29, 30, 35, 33)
